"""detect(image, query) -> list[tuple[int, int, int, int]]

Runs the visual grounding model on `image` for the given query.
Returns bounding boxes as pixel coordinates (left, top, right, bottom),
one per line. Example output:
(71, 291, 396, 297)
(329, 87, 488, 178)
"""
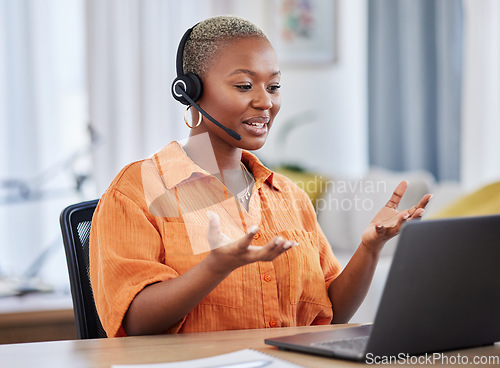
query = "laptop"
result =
(265, 215, 500, 362)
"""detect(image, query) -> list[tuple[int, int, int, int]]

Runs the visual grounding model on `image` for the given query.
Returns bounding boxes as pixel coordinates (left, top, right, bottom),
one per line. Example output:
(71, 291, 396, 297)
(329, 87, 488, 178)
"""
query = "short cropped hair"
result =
(183, 16, 268, 78)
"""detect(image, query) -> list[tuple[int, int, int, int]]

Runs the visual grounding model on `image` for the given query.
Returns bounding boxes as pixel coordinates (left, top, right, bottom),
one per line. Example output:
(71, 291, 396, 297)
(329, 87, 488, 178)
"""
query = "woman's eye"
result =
(235, 84, 252, 90)
(268, 84, 281, 92)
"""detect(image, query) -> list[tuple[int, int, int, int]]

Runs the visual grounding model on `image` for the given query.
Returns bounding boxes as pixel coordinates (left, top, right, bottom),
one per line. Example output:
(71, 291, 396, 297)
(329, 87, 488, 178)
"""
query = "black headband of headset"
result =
(175, 23, 199, 77)
(172, 22, 241, 140)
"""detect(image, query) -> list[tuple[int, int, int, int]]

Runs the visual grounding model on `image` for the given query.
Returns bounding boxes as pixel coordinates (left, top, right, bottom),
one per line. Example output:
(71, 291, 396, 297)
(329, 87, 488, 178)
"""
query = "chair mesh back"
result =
(76, 221, 92, 282)
(60, 199, 107, 339)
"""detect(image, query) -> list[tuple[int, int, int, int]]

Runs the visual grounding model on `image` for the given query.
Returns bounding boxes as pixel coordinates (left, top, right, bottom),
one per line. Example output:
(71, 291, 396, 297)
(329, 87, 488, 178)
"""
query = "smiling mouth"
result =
(243, 121, 267, 129)
(243, 116, 270, 128)
(242, 117, 270, 136)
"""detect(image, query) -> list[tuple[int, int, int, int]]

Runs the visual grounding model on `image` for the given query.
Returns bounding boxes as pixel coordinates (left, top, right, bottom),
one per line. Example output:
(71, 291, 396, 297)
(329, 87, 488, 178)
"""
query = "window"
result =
(0, 0, 92, 293)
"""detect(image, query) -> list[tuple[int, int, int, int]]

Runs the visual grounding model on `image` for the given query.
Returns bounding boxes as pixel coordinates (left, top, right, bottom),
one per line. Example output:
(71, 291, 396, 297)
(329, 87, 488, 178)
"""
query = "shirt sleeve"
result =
(90, 187, 182, 337)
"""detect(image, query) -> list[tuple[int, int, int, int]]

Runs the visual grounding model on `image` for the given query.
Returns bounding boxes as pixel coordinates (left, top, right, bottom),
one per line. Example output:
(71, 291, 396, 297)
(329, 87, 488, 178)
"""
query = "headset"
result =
(171, 24, 241, 140)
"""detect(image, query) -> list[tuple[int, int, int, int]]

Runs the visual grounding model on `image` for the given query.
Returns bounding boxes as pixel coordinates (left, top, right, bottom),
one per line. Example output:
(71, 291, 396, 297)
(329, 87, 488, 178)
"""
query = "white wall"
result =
(461, 0, 500, 191)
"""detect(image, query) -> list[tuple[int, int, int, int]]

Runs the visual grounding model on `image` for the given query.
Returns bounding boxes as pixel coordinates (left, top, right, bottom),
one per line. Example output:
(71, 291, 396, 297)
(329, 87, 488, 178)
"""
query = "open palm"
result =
(205, 211, 296, 274)
(361, 181, 432, 252)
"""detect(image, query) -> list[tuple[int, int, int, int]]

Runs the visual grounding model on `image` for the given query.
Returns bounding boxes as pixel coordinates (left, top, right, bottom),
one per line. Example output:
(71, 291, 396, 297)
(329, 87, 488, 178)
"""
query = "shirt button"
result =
(264, 275, 272, 282)
(253, 233, 260, 240)
(269, 320, 277, 327)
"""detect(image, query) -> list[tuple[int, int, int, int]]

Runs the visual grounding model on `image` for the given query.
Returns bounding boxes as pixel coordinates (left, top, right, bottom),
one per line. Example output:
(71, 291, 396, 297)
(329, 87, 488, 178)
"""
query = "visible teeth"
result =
(247, 122, 265, 128)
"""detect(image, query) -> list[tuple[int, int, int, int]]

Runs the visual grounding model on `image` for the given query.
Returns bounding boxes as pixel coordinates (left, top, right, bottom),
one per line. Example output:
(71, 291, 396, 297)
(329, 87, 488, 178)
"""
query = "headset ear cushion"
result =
(186, 72, 202, 102)
(171, 73, 203, 105)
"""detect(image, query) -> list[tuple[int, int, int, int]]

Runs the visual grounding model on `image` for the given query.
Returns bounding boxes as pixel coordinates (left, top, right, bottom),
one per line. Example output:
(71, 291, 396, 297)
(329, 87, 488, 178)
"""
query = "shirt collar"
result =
(242, 150, 281, 192)
(153, 141, 281, 192)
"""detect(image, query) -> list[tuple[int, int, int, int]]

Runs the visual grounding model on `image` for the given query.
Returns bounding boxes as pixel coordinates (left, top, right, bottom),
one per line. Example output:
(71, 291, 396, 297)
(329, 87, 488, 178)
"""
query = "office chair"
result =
(60, 199, 107, 339)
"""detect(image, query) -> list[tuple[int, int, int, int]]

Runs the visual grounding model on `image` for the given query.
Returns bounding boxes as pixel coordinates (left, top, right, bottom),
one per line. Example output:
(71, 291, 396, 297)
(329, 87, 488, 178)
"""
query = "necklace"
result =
(236, 162, 253, 205)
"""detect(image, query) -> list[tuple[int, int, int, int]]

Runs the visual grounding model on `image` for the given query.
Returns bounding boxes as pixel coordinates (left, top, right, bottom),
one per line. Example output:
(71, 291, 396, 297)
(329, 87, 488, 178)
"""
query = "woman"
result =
(90, 16, 430, 338)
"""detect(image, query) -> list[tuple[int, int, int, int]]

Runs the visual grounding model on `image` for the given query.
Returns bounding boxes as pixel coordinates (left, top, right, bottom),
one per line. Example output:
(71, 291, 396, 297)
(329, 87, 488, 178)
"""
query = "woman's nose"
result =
(251, 87, 273, 110)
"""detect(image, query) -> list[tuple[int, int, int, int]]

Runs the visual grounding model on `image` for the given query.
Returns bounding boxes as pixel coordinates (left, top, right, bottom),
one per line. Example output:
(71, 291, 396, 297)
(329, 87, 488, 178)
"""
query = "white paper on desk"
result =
(111, 348, 304, 368)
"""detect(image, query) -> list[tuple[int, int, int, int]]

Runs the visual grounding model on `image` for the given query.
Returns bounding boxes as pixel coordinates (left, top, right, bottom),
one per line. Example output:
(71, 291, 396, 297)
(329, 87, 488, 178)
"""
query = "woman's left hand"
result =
(361, 180, 432, 254)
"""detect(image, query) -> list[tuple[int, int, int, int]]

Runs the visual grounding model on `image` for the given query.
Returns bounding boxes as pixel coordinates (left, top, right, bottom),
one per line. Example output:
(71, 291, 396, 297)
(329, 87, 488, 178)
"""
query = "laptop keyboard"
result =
(311, 335, 369, 356)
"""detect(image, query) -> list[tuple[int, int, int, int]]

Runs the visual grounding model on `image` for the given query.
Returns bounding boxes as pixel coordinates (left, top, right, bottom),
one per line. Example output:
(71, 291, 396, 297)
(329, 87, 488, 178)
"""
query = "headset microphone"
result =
(173, 83, 241, 140)
(171, 25, 241, 141)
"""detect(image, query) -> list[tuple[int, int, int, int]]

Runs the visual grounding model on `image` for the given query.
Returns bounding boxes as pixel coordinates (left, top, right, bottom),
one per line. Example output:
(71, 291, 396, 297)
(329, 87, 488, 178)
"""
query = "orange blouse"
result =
(90, 141, 342, 337)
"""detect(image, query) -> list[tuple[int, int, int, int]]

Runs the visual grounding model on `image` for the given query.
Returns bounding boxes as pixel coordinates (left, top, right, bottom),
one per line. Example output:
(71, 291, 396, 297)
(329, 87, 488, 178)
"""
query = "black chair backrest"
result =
(60, 199, 107, 339)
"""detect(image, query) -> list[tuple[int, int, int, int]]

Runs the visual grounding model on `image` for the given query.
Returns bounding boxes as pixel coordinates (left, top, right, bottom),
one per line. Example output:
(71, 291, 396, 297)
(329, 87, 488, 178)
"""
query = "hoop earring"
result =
(184, 105, 202, 129)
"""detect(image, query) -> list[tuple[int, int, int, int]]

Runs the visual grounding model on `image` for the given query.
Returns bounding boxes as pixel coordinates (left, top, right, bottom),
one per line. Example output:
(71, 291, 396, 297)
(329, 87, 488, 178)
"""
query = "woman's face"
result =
(196, 37, 281, 151)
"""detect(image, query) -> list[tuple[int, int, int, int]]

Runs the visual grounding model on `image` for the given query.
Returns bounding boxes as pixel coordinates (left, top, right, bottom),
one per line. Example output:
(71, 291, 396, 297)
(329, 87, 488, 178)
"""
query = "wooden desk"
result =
(0, 324, 499, 367)
(0, 293, 77, 344)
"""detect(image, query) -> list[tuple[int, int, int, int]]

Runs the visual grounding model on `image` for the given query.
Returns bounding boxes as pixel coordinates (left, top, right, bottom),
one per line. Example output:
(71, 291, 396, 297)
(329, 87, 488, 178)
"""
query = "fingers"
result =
(207, 211, 297, 262)
(258, 237, 298, 261)
(247, 236, 298, 262)
(207, 211, 221, 247)
(407, 193, 432, 218)
(375, 211, 406, 234)
(369, 191, 432, 248)
(207, 211, 232, 249)
(386, 181, 432, 216)
(385, 180, 408, 210)
(231, 234, 297, 263)
(416, 193, 432, 211)
(270, 237, 298, 253)
(237, 225, 260, 250)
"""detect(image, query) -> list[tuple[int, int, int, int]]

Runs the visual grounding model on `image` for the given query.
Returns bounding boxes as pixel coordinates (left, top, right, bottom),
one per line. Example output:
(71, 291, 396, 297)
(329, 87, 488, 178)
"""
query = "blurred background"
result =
(1, 0, 499, 342)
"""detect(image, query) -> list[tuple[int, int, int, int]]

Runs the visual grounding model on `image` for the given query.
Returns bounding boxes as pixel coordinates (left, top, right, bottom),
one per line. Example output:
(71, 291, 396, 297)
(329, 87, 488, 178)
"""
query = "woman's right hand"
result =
(205, 211, 297, 275)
